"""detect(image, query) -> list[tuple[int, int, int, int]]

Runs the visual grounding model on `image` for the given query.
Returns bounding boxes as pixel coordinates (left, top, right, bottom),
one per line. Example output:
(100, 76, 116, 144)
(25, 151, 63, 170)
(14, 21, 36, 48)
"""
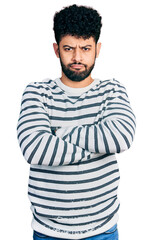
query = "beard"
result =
(59, 53, 96, 82)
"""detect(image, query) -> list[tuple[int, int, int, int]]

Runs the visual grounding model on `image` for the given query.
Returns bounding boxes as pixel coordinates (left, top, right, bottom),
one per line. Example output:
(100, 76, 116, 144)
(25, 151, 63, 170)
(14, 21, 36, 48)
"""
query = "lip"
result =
(70, 64, 84, 70)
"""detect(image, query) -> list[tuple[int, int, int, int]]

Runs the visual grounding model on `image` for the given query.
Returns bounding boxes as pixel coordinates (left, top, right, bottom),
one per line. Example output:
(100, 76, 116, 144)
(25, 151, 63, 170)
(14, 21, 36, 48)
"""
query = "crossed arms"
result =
(17, 82, 136, 166)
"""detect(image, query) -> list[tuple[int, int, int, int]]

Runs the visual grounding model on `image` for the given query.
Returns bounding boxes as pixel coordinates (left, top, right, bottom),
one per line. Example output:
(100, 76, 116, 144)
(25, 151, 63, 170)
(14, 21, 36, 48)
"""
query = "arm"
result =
(56, 82, 136, 154)
(17, 83, 90, 166)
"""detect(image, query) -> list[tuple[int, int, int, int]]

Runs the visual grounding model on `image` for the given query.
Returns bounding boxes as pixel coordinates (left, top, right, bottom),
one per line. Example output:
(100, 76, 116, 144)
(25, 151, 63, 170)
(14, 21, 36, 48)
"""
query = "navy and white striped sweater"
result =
(17, 78, 136, 239)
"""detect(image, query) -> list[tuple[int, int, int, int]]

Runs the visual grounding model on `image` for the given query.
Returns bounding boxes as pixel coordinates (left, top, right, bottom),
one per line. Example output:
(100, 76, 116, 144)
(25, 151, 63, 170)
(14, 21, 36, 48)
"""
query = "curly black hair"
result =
(53, 4, 102, 44)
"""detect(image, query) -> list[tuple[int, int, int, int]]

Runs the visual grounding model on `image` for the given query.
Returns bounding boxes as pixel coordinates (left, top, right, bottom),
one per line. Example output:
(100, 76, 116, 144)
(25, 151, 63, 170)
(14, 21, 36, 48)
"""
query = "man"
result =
(17, 4, 136, 240)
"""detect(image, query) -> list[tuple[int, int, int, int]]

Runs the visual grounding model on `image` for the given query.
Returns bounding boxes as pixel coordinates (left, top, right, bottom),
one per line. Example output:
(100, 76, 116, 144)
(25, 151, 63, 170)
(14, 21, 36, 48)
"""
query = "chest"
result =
(45, 90, 108, 128)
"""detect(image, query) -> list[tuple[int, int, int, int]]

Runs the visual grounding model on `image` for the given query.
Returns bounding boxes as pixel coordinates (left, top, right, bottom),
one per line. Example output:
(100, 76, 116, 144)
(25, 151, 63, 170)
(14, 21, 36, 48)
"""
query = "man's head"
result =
(53, 4, 102, 84)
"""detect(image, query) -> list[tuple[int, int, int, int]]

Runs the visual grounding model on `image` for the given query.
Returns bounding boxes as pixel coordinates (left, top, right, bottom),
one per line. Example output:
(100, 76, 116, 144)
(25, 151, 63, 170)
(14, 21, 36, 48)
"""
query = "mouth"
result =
(70, 64, 85, 70)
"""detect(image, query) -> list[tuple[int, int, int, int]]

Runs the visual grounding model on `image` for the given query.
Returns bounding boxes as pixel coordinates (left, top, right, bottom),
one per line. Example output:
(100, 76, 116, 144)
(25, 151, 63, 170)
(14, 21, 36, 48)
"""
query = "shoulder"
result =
(96, 78, 128, 98)
(23, 78, 58, 95)
(98, 78, 126, 90)
(26, 78, 55, 90)
(96, 78, 126, 93)
(21, 79, 58, 103)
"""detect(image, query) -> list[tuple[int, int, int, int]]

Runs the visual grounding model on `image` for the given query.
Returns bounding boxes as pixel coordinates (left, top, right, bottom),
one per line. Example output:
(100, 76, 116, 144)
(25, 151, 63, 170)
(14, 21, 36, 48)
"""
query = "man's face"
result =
(54, 35, 101, 82)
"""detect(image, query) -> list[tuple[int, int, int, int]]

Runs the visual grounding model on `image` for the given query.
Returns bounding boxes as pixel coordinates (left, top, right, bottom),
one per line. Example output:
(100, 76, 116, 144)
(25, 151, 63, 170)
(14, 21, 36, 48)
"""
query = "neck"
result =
(60, 74, 94, 88)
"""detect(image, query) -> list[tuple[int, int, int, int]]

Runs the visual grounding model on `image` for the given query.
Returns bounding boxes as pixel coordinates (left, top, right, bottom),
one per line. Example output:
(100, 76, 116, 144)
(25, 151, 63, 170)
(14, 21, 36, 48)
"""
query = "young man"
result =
(17, 4, 136, 240)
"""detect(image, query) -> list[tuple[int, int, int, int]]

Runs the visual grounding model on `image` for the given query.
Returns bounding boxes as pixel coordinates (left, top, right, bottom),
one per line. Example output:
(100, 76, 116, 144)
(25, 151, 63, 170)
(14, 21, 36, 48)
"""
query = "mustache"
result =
(68, 62, 87, 67)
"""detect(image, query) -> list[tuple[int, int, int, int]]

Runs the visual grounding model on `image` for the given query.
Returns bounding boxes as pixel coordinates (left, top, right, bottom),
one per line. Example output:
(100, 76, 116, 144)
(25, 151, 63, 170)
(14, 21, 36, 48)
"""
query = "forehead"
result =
(59, 35, 96, 46)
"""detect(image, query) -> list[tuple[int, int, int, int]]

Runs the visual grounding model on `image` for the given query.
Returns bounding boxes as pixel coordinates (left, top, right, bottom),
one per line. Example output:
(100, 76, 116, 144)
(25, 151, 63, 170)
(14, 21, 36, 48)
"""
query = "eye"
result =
(64, 47, 72, 51)
(83, 47, 90, 51)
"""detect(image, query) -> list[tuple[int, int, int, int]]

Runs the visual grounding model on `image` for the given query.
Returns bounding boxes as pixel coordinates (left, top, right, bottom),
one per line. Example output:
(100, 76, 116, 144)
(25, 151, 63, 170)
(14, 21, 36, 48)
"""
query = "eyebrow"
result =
(63, 45, 92, 48)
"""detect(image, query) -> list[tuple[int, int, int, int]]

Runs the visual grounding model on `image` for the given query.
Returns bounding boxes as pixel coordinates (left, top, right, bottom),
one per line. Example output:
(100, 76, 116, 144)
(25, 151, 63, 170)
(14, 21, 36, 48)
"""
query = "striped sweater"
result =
(17, 78, 136, 239)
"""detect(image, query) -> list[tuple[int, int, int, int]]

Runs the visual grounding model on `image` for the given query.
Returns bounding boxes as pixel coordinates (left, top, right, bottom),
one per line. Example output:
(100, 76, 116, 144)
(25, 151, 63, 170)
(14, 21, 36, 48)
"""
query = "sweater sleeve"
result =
(17, 83, 90, 166)
(56, 82, 136, 154)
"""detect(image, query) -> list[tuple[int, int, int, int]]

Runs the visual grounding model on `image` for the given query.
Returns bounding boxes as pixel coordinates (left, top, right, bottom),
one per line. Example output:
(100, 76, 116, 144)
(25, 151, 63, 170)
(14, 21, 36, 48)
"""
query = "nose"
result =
(72, 48, 82, 63)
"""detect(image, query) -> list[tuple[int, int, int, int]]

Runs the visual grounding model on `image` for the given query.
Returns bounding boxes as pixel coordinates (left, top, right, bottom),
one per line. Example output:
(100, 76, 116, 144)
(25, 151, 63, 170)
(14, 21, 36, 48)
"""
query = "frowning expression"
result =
(53, 35, 101, 82)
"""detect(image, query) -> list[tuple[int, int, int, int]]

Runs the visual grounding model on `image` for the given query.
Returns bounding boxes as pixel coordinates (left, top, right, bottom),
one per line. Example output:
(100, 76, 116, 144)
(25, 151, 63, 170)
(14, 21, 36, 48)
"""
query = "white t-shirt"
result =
(55, 78, 101, 96)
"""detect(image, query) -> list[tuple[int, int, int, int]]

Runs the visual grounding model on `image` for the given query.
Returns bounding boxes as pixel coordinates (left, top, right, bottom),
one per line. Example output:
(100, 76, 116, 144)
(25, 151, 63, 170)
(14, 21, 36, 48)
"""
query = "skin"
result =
(53, 35, 101, 88)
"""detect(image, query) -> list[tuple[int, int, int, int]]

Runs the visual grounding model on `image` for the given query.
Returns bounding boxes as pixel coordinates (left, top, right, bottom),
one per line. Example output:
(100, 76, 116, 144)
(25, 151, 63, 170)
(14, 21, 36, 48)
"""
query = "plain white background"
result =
(0, 0, 153, 239)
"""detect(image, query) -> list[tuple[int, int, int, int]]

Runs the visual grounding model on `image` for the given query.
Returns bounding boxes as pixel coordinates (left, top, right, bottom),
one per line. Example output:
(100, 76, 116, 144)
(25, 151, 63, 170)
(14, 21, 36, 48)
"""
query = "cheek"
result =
(60, 52, 72, 65)
(85, 53, 96, 65)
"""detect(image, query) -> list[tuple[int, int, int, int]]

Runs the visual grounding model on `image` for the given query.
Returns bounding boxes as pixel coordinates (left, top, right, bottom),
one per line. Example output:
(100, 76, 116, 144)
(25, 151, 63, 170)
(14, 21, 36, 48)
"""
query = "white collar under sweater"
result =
(55, 78, 100, 96)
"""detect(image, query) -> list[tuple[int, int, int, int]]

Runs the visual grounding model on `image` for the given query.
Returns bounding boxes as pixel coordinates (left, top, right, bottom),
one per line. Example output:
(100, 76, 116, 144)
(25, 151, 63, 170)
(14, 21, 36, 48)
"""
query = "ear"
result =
(96, 42, 102, 58)
(53, 43, 60, 58)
